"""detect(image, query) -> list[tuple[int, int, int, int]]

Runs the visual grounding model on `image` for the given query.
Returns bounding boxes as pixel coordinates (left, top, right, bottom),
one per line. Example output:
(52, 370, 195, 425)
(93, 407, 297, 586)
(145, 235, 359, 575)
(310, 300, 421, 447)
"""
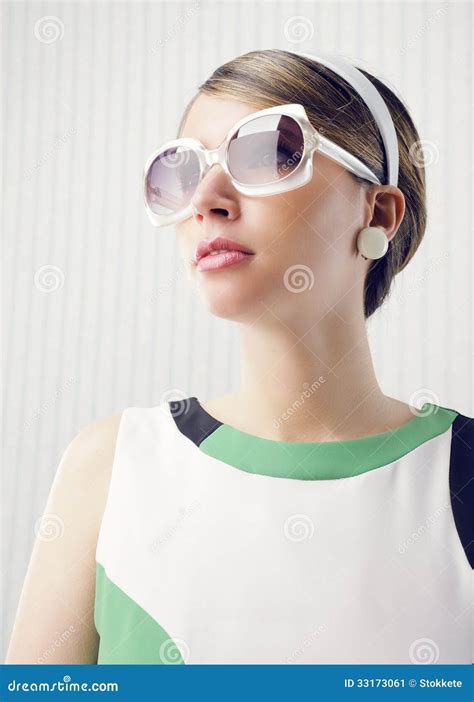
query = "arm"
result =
(4, 413, 123, 664)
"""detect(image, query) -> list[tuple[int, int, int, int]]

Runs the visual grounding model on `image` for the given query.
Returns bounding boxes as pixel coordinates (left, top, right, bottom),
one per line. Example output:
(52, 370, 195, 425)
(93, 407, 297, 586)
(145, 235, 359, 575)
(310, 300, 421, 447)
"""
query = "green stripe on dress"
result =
(94, 561, 185, 664)
(199, 403, 458, 480)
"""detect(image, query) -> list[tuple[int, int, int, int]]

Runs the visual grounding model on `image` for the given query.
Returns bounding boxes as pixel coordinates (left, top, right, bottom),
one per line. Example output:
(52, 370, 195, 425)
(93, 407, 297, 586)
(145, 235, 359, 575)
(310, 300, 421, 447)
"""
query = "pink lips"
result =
(197, 250, 253, 272)
(195, 236, 254, 272)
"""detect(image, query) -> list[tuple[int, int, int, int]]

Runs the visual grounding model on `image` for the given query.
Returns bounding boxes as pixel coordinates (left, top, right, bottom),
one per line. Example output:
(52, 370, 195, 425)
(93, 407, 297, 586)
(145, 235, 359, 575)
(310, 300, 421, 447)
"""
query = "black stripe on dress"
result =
(169, 396, 222, 446)
(449, 413, 474, 569)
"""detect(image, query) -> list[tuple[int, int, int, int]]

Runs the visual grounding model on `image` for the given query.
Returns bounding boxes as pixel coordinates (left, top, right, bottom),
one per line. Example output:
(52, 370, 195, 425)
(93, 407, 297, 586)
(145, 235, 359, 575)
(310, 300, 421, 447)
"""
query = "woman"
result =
(6, 49, 472, 665)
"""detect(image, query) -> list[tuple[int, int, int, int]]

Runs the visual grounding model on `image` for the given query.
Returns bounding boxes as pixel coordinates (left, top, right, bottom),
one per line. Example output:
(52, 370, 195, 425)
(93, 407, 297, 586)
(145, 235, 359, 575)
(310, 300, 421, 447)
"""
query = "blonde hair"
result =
(178, 49, 427, 319)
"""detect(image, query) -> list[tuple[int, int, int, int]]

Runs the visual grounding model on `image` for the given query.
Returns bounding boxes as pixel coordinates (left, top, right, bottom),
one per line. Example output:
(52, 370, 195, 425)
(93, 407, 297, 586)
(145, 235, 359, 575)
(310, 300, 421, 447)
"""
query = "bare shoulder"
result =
(64, 411, 123, 468)
(60, 412, 123, 489)
(5, 411, 124, 664)
(51, 411, 124, 527)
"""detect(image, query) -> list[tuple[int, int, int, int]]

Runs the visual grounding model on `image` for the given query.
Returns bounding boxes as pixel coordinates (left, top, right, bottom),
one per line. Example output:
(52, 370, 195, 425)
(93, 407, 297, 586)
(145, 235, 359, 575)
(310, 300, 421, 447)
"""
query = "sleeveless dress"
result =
(94, 397, 473, 664)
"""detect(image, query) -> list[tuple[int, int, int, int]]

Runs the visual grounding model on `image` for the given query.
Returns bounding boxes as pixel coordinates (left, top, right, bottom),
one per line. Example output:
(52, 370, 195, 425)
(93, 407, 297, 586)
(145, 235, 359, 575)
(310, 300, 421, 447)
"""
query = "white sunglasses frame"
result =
(143, 102, 382, 228)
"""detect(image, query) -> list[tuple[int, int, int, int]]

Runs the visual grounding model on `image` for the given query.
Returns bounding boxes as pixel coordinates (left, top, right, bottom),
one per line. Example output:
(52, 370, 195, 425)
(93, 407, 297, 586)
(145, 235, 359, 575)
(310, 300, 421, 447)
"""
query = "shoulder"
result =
(46, 411, 126, 565)
(62, 412, 124, 470)
(5, 412, 125, 663)
(59, 412, 124, 481)
(53, 412, 125, 521)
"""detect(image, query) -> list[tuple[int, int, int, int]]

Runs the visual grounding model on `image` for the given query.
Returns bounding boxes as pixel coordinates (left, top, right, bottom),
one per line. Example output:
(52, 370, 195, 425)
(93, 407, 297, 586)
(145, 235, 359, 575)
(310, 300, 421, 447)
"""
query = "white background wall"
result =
(2, 0, 472, 657)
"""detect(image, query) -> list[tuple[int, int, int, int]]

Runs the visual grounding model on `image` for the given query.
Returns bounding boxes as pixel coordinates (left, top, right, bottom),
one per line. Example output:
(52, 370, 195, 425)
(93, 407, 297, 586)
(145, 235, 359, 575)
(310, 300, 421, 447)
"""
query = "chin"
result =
(197, 278, 267, 323)
(204, 294, 258, 322)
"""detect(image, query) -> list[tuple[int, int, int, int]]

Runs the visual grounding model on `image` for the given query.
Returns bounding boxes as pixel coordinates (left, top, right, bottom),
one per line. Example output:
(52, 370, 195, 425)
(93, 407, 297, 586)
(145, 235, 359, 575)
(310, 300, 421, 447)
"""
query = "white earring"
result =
(356, 227, 389, 260)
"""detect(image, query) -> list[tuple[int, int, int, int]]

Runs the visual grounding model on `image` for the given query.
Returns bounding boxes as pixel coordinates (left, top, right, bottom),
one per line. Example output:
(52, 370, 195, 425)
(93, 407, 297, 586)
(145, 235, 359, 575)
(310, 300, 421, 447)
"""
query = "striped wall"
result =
(2, 0, 472, 656)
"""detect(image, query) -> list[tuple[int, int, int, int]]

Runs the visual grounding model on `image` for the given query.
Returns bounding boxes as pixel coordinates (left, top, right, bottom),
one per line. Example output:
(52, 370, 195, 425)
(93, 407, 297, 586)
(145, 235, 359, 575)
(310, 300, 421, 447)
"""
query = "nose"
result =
(190, 165, 240, 223)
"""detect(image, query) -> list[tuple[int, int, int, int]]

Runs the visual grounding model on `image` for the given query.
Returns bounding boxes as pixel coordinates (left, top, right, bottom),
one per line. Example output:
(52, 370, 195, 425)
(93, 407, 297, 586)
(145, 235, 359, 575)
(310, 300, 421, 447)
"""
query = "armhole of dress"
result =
(449, 412, 474, 569)
(96, 408, 129, 547)
(94, 407, 130, 637)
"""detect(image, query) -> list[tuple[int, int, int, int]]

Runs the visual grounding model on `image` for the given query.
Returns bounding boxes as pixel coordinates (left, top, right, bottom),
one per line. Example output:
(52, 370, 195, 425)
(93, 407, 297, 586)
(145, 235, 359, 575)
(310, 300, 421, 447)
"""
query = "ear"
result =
(366, 185, 405, 243)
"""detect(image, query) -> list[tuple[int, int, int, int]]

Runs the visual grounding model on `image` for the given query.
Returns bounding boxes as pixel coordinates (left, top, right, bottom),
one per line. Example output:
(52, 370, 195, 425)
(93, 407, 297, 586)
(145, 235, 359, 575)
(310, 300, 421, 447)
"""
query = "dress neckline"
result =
(168, 396, 458, 480)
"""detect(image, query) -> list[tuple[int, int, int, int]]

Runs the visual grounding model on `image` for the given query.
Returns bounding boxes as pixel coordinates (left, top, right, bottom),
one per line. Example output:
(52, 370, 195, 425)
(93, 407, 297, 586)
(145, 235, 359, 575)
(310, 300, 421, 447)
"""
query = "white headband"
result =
(291, 50, 399, 187)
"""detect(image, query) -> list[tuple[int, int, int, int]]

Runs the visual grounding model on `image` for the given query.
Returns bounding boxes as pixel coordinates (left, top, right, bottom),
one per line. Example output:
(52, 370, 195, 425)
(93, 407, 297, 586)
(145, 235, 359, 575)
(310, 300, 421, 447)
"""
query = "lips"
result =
(195, 236, 254, 263)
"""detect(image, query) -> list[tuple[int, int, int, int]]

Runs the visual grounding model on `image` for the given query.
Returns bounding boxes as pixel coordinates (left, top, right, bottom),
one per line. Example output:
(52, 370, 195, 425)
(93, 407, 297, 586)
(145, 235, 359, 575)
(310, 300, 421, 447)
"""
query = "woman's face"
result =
(175, 93, 371, 326)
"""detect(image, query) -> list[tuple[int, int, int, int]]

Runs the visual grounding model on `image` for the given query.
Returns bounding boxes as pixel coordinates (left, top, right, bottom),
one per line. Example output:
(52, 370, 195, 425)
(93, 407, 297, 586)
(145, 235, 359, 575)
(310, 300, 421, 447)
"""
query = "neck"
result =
(226, 313, 409, 442)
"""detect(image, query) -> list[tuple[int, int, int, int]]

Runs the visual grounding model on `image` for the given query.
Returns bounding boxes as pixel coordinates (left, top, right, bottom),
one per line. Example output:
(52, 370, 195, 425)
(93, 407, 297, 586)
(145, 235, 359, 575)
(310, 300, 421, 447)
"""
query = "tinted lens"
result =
(145, 146, 201, 215)
(227, 114, 304, 185)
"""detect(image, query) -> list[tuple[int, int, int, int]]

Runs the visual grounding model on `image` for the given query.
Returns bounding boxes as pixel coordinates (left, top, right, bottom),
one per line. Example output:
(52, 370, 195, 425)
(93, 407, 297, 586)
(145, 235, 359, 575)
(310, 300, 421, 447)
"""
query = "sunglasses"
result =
(143, 103, 381, 227)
